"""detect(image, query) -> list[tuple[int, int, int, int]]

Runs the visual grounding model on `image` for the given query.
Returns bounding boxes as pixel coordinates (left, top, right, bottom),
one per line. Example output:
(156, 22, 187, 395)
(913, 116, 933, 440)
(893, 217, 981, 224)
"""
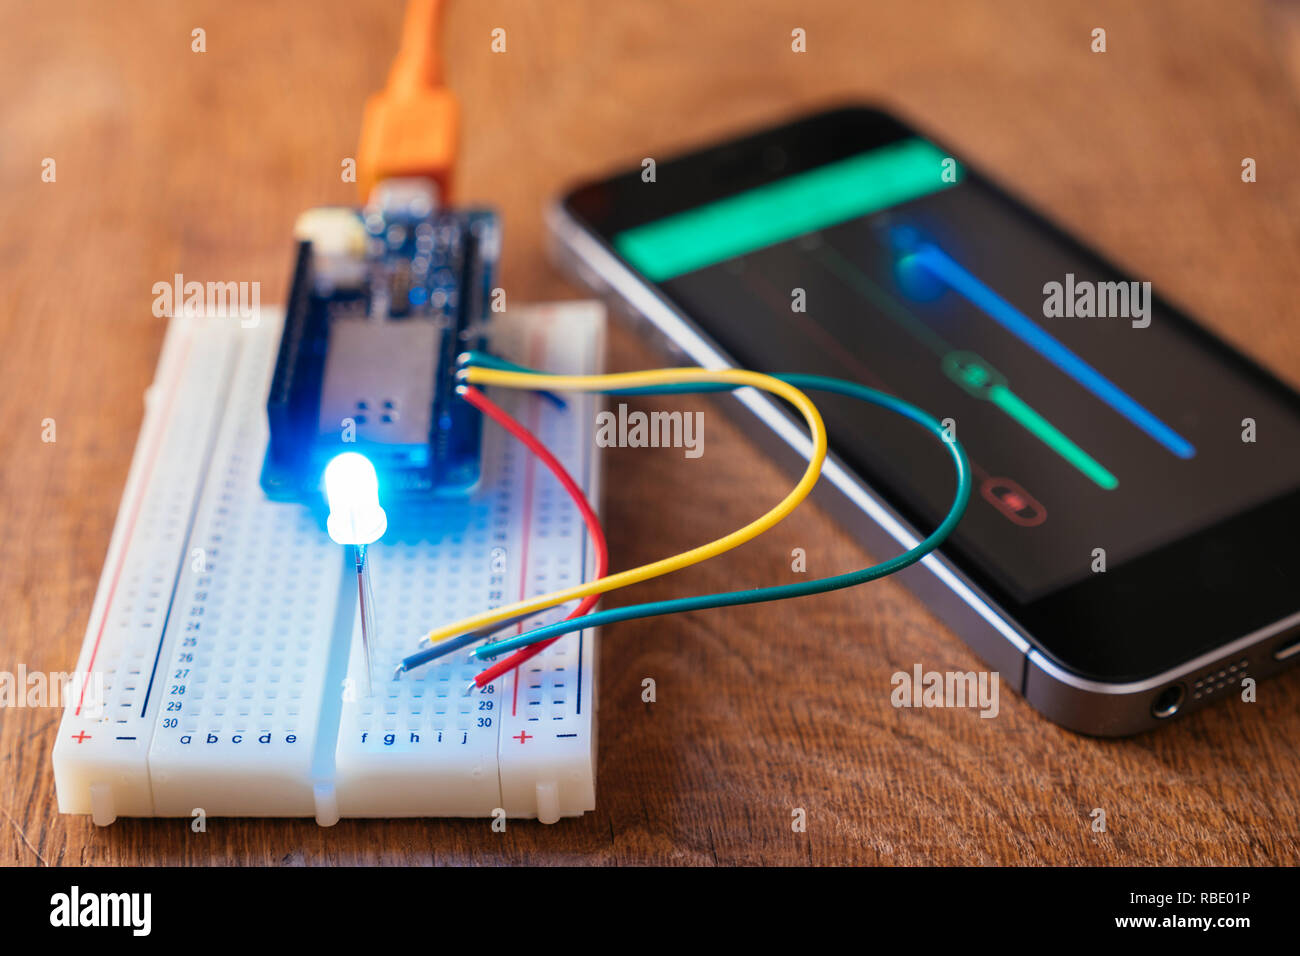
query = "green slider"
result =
(614, 137, 958, 280)
(989, 384, 1119, 490)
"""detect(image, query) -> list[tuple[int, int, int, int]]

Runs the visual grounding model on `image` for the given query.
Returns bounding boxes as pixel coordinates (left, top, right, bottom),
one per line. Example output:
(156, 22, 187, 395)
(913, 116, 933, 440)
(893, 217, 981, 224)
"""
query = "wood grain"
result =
(2, 0, 1298, 866)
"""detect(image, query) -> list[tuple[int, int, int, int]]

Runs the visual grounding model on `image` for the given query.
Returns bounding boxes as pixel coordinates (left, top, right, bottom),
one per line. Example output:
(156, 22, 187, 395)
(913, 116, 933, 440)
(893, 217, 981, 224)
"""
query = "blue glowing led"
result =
(324, 452, 388, 545)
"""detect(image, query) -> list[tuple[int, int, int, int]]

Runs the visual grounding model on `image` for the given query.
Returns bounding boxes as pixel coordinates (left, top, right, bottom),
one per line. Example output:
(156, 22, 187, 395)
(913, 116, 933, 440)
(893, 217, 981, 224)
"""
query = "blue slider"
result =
(905, 242, 1195, 460)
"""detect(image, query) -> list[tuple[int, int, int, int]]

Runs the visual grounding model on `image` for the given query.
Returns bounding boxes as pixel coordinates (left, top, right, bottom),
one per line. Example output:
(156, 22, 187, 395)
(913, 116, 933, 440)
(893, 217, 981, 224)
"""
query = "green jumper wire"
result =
(397, 351, 971, 674)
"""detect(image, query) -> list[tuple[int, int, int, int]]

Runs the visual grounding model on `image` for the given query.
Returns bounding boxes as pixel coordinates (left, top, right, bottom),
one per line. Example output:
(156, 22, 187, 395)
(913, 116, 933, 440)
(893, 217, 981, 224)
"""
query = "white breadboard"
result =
(54, 302, 605, 825)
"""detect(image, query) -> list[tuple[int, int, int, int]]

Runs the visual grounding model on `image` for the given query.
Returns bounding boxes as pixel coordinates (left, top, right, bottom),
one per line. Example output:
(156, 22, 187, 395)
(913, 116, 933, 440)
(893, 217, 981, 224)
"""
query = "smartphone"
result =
(547, 104, 1300, 736)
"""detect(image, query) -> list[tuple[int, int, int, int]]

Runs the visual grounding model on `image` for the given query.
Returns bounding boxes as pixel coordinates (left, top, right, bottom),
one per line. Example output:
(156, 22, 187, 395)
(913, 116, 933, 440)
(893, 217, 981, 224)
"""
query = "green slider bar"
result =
(615, 137, 958, 281)
(988, 384, 1119, 490)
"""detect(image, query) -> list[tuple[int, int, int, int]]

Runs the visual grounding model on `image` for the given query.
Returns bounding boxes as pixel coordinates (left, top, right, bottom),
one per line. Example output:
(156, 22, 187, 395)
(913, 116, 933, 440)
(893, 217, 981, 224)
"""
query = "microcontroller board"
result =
(262, 179, 500, 507)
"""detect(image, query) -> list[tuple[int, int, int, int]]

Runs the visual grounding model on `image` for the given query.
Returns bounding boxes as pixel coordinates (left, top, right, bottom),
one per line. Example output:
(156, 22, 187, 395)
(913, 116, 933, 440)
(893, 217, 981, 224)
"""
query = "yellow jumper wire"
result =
(417, 365, 829, 646)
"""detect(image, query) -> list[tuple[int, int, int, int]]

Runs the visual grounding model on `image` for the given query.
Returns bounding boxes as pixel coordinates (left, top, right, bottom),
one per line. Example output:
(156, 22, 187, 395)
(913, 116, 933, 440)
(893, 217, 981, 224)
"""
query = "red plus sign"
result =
(513, 731, 532, 744)
(72, 731, 92, 743)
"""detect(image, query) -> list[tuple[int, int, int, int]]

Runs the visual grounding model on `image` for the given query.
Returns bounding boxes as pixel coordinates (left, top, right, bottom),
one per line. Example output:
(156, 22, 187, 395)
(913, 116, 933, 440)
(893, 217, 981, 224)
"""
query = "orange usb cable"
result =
(356, 0, 459, 203)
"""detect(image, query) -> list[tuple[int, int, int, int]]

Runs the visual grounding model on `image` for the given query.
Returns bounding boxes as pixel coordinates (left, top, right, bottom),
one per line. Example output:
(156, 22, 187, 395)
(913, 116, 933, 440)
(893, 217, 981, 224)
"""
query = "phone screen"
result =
(565, 108, 1300, 678)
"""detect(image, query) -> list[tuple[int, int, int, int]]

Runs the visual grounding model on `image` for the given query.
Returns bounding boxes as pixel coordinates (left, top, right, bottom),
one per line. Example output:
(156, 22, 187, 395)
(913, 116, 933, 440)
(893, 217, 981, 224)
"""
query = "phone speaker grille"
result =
(1189, 658, 1250, 703)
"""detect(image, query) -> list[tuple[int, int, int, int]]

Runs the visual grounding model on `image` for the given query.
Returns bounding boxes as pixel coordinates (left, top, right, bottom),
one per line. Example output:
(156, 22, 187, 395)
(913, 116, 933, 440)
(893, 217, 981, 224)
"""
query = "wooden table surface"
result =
(3, 0, 1299, 866)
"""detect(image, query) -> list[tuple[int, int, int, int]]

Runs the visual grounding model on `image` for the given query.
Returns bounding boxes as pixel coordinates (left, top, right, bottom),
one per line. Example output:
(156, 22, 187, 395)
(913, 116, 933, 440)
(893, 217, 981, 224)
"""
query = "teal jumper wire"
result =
(397, 352, 971, 674)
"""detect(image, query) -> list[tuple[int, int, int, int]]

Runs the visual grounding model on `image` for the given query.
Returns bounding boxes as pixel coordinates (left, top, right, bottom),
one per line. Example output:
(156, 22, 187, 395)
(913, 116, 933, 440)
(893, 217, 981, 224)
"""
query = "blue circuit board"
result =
(261, 186, 499, 506)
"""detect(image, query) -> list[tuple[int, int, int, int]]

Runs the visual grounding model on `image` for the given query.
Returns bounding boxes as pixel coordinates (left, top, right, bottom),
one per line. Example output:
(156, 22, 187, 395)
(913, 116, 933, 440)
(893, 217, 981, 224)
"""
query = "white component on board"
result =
(324, 453, 388, 546)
